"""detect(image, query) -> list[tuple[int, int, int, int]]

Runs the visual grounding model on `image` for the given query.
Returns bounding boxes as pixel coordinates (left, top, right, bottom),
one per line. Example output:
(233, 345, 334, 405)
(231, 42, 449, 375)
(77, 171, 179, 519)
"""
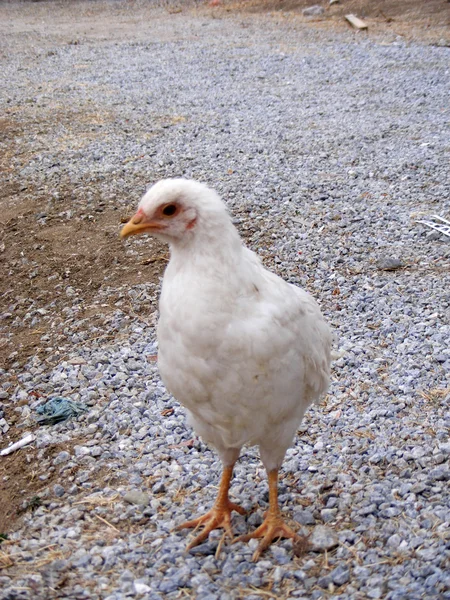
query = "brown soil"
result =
(1, 103, 166, 532)
(1, 180, 165, 369)
(226, 0, 450, 44)
(0, 175, 165, 530)
(0, 437, 80, 534)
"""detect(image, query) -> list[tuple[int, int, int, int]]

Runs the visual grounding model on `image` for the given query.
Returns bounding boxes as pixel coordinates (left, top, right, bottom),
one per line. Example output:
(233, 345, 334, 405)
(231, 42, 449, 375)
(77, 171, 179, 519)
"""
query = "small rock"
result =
(74, 553, 90, 567)
(74, 446, 91, 458)
(66, 528, 80, 540)
(54, 451, 71, 465)
(188, 541, 216, 556)
(369, 453, 383, 464)
(319, 480, 334, 491)
(68, 357, 87, 365)
(294, 508, 316, 526)
(152, 481, 166, 494)
(367, 589, 383, 599)
(302, 5, 325, 16)
(317, 574, 332, 588)
(330, 565, 350, 586)
(48, 559, 68, 572)
(86, 411, 100, 424)
(159, 579, 182, 593)
(120, 569, 134, 582)
(410, 536, 425, 549)
(426, 230, 442, 241)
(53, 484, 65, 497)
(293, 569, 306, 581)
(376, 257, 405, 271)
(359, 503, 377, 516)
(270, 545, 290, 563)
(411, 446, 426, 459)
(428, 467, 449, 481)
(134, 581, 151, 595)
(438, 442, 450, 455)
(321, 508, 337, 523)
(411, 482, 428, 494)
(416, 547, 438, 561)
(123, 491, 150, 506)
(91, 555, 103, 567)
(435, 354, 447, 363)
(309, 526, 339, 551)
(248, 511, 263, 527)
(387, 533, 402, 547)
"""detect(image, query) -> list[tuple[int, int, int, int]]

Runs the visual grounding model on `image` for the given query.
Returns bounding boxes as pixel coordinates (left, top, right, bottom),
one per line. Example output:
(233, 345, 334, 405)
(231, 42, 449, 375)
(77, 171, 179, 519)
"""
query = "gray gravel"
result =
(1, 2, 449, 599)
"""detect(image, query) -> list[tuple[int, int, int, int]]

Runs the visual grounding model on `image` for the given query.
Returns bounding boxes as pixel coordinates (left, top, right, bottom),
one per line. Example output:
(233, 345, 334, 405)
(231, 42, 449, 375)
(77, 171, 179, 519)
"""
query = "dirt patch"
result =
(0, 135, 166, 534)
(0, 433, 81, 535)
(0, 192, 164, 533)
(224, 0, 450, 44)
(1, 0, 448, 45)
(0, 183, 166, 370)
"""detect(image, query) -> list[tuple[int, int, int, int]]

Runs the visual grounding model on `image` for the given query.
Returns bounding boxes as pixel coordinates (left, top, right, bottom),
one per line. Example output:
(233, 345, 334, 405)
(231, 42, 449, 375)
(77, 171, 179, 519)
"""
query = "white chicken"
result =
(121, 179, 331, 560)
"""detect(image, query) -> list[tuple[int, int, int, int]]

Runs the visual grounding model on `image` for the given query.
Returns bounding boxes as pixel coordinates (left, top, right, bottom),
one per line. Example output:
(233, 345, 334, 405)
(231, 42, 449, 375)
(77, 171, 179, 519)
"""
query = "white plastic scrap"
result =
(417, 215, 450, 238)
(0, 433, 36, 456)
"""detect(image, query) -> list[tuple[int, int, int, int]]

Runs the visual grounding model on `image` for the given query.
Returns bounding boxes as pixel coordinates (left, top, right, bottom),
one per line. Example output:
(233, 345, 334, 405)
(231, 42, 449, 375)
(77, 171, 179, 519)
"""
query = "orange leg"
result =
(234, 469, 300, 561)
(176, 464, 246, 550)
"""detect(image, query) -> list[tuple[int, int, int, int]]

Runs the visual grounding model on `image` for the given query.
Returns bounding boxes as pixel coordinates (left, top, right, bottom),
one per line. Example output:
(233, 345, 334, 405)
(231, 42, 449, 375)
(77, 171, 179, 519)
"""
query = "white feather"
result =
(140, 179, 332, 472)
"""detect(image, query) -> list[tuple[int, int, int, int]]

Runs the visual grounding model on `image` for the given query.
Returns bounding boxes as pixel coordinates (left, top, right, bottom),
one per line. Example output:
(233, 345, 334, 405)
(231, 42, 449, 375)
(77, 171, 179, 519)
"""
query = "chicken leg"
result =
(176, 464, 246, 550)
(235, 469, 300, 561)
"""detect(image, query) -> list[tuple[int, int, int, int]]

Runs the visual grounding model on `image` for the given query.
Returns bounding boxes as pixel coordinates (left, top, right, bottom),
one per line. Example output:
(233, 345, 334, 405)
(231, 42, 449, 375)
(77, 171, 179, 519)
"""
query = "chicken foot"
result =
(235, 469, 301, 561)
(177, 464, 246, 550)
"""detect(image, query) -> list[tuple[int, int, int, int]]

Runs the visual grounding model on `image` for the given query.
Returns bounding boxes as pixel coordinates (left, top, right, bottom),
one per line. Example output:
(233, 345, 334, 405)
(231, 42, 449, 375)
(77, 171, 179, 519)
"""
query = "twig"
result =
(93, 513, 121, 533)
(242, 588, 279, 598)
(119, 305, 155, 328)
(379, 10, 394, 23)
(215, 532, 226, 560)
(0, 550, 14, 569)
(74, 494, 119, 506)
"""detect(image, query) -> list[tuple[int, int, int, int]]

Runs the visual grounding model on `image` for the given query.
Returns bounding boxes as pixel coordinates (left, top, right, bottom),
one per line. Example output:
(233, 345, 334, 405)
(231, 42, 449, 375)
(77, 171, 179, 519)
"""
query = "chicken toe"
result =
(178, 499, 246, 550)
(176, 464, 245, 550)
(235, 512, 300, 561)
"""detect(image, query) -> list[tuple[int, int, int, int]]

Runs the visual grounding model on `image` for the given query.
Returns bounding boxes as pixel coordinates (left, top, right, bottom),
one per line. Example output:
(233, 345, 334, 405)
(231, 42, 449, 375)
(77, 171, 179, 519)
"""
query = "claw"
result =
(234, 514, 300, 561)
(175, 464, 245, 551)
(177, 500, 246, 550)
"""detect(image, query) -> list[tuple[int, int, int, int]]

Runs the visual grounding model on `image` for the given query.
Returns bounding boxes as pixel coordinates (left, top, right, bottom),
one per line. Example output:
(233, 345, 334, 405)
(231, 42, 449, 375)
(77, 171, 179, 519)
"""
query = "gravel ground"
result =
(1, 2, 449, 599)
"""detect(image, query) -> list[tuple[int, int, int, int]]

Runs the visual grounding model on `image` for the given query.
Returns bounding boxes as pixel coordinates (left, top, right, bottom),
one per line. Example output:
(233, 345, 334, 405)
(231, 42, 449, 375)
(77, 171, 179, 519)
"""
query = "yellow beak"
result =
(120, 213, 162, 239)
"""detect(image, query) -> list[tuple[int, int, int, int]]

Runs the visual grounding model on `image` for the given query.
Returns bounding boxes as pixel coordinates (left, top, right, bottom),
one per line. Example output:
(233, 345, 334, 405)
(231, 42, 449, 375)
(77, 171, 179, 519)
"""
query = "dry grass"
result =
(0, 542, 64, 572)
(74, 493, 120, 507)
(419, 387, 450, 405)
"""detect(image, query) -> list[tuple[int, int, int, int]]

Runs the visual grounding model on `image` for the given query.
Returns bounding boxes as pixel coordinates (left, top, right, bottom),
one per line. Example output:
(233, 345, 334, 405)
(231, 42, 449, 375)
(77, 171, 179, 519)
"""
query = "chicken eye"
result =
(162, 204, 177, 217)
